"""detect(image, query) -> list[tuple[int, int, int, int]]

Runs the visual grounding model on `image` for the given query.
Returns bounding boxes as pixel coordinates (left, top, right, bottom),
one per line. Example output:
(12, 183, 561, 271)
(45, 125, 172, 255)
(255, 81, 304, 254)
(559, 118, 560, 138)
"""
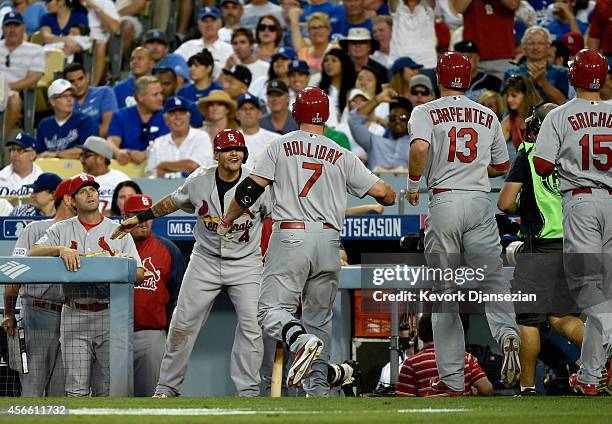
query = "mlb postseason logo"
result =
(166, 218, 198, 239)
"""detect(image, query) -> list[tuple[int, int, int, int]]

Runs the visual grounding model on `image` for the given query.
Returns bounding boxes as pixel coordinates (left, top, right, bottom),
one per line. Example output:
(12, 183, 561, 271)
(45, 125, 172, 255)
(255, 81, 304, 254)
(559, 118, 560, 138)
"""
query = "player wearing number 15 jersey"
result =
(219, 87, 396, 396)
(534, 49, 612, 395)
(406, 52, 521, 395)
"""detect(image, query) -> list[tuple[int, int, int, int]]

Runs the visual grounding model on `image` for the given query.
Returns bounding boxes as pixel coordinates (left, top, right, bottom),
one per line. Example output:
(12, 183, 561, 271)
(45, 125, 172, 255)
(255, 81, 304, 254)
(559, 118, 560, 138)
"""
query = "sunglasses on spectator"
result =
(308, 25, 328, 31)
(257, 24, 277, 32)
(388, 114, 409, 122)
(410, 88, 430, 96)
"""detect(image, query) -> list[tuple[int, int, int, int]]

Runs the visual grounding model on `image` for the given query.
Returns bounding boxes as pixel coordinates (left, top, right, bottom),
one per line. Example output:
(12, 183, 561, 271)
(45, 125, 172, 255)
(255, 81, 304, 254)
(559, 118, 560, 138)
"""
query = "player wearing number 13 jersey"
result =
(533, 49, 612, 395)
(406, 52, 521, 395)
(219, 87, 396, 396)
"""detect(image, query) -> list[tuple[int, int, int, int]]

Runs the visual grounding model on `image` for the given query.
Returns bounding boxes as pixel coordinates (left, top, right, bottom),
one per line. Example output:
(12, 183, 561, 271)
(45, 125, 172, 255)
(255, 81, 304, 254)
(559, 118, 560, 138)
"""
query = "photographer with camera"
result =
(497, 103, 584, 396)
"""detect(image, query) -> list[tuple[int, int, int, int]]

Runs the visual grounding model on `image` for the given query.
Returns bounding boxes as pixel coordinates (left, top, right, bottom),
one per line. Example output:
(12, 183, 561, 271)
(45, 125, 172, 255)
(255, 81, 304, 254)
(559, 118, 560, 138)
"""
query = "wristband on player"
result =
(136, 208, 155, 223)
(407, 174, 421, 193)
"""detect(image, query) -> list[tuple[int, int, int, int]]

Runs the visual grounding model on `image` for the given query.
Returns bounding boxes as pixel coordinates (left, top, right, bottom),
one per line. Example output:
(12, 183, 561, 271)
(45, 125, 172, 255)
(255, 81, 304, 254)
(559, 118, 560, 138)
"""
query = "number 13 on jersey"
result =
(448, 126, 478, 163)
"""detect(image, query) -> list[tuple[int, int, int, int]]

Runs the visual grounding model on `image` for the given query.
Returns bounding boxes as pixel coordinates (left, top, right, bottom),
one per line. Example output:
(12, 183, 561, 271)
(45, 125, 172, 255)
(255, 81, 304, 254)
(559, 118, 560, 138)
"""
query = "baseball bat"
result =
(270, 341, 283, 397)
(17, 321, 28, 374)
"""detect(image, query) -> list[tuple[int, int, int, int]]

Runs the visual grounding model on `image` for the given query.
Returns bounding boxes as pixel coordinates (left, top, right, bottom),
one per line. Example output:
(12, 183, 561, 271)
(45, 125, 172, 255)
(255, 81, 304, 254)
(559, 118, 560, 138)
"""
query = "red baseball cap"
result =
(562, 32, 584, 55)
(123, 194, 153, 213)
(54, 178, 73, 200)
(69, 174, 100, 196)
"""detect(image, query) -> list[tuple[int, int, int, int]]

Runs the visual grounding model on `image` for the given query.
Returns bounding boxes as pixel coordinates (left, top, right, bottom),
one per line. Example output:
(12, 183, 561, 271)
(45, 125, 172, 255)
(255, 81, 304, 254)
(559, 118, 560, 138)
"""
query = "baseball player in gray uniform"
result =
(533, 49, 612, 395)
(406, 52, 521, 394)
(218, 87, 396, 396)
(113, 129, 269, 398)
(2, 178, 74, 396)
(29, 174, 144, 396)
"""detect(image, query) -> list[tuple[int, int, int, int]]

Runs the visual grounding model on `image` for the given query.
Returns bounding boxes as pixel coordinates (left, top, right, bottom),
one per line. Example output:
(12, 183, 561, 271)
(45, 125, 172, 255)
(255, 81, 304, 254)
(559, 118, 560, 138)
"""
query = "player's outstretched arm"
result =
(112, 195, 179, 240)
(219, 175, 271, 236)
(406, 139, 430, 206)
(367, 180, 397, 206)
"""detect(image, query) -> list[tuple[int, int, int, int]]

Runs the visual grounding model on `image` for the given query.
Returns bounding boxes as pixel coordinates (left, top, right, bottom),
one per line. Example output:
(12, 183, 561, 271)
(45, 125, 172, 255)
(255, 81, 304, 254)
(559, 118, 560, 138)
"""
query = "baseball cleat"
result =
(501, 335, 521, 387)
(604, 357, 612, 395)
(569, 373, 600, 395)
(287, 336, 323, 388)
(517, 388, 537, 396)
(430, 378, 464, 396)
(152, 393, 168, 398)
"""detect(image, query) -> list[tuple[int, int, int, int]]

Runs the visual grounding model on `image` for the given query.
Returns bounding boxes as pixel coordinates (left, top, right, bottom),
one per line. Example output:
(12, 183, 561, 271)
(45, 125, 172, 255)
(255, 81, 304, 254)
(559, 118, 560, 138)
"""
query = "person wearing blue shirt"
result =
(114, 46, 156, 108)
(177, 50, 223, 103)
(544, 0, 588, 41)
(108, 75, 168, 165)
(333, 0, 373, 37)
(22, 0, 48, 35)
(155, 67, 204, 128)
(302, 0, 346, 38)
(39, 1, 88, 57)
(36, 79, 98, 158)
(63, 62, 118, 137)
(9, 172, 62, 217)
(143, 29, 190, 87)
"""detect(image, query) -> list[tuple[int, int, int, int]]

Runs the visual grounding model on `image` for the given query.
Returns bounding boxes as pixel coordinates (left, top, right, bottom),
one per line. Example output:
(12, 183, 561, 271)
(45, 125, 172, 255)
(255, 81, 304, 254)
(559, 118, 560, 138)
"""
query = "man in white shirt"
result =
(146, 96, 214, 178)
(0, 12, 44, 139)
(174, 7, 233, 80)
(0, 132, 42, 196)
(236, 94, 277, 169)
(219, 0, 245, 44)
(240, 0, 283, 29)
(226, 28, 270, 84)
(80, 136, 130, 212)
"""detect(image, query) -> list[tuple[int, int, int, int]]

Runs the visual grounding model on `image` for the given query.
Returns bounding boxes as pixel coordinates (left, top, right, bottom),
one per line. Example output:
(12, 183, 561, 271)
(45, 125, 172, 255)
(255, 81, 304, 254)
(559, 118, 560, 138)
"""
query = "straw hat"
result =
(197, 90, 237, 118)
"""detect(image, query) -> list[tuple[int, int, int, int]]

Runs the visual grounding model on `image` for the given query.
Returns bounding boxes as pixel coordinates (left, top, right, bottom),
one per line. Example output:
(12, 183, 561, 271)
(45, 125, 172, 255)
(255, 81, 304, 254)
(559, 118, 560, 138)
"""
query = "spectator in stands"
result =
(40, 0, 89, 57)
(177, 50, 223, 103)
(287, 59, 310, 105)
(548, 40, 570, 67)
(250, 46, 296, 99)
(396, 314, 494, 397)
(235, 94, 277, 168)
(336, 88, 378, 159)
(561, 31, 583, 61)
(501, 74, 542, 160)
(146, 97, 214, 178)
(318, 48, 356, 128)
(259, 79, 297, 134)
(175, 0, 194, 41)
(155, 67, 204, 129)
(123, 193, 185, 397)
(10, 172, 62, 216)
(175, 7, 233, 81)
(338, 0, 372, 36)
(254, 15, 283, 62)
(222, 64, 252, 101)
(503, 26, 568, 105)
(349, 86, 412, 170)
(36, 79, 97, 158)
(603, 61, 612, 102)
(453, 0, 518, 79)
(544, 0, 588, 41)
(353, 65, 388, 124)
(80, 136, 130, 211)
(340, 28, 388, 85)
(241, 0, 283, 30)
(108, 76, 166, 165)
(370, 15, 392, 68)
(197, 89, 238, 140)
(219, 0, 244, 44)
(588, 0, 612, 60)
(389, 0, 437, 70)
(479, 90, 506, 121)
(279, 0, 300, 48)
(108, 179, 141, 216)
(114, 46, 155, 108)
(302, 0, 346, 37)
(144, 29, 190, 88)
(64, 62, 118, 138)
(455, 40, 502, 102)
(116, 0, 146, 58)
(0, 132, 42, 196)
(226, 28, 269, 84)
(390, 56, 423, 99)
(364, 0, 391, 16)
(18, 0, 48, 36)
(289, 11, 331, 73)
(80, 0, 119, 86)
(0, 11, 44, 140)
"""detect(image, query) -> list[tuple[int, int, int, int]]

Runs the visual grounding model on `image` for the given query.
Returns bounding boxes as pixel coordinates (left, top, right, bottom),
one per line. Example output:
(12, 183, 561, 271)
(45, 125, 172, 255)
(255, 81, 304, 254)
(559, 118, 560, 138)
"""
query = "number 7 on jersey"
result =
(299, 162, 323, 197)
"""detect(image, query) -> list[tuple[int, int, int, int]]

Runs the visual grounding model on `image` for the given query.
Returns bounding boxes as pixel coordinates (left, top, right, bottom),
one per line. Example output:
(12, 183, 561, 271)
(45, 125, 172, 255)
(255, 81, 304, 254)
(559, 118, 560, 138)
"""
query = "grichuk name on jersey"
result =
(283, 140, 343, 164)
(429, 106, 494, 129)
(567, 111, 612, 131)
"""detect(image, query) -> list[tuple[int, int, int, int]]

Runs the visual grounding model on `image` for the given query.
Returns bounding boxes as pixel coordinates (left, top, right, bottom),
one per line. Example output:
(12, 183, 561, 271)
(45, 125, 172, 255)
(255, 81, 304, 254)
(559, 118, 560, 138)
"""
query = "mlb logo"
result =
(3, 219, 33, 239)
(312, 112, 322, 123)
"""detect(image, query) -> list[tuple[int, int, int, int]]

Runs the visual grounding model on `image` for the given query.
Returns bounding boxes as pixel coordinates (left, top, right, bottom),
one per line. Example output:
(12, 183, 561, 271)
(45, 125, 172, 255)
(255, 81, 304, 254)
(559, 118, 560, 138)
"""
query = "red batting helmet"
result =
(436, 52, 471, 90)
(292, 86, 329, 125)
(213, 128, 248, 162)
(568, 49, 608, 91)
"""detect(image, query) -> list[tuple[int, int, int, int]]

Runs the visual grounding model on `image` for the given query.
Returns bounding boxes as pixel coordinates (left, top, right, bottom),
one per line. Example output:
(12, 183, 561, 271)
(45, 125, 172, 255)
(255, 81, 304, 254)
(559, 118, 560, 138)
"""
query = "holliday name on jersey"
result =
(282, 140, 344, 165)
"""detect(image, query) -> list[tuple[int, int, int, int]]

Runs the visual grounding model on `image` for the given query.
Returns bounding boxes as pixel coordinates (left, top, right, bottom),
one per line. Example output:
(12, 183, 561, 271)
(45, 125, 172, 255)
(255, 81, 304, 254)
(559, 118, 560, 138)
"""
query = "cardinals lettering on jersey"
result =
(138, 257, 161, 291)
(567, 111, 612, 131)
(429, 106, 494, 129)
(282, 140, 343, 165)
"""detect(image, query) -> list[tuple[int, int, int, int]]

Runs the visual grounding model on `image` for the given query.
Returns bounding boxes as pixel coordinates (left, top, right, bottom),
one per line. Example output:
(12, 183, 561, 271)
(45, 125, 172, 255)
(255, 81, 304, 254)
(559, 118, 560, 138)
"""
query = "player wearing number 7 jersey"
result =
(406, 52, 521, 395)
(219, 86, 396, 396)
(112, 129, 270, 397)
(533, 49, 612, 395)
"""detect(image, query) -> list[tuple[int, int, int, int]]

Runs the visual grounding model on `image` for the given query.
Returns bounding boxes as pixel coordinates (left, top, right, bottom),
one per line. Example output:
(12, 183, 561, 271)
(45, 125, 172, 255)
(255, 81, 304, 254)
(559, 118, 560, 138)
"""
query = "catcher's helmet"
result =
(568, 49, 608, 90)
(292, 86, 329, 125)
(436, 52, 471, 90)
(214, 128, 248, 162)
(525, 102, 558, 143)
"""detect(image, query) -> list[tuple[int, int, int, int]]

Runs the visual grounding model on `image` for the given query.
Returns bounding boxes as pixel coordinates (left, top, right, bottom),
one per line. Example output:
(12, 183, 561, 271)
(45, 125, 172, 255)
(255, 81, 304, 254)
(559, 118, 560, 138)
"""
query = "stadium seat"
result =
(110, 22, 127, 84)
(35, 158, 82, 178)
(29, 30, 43, 45)
(0, 195, 31, 207)
(110, 160, 146, 178)
(36, 49, 66, 113)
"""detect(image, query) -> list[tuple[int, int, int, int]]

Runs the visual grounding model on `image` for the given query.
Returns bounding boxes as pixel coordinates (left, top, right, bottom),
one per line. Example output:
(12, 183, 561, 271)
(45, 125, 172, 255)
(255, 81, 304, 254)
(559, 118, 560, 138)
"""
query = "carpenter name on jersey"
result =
(429, 106, 495, 129)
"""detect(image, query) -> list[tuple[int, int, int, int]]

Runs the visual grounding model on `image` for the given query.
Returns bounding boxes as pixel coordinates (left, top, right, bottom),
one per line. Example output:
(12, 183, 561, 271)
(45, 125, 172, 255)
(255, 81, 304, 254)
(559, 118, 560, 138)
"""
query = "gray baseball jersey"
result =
(409, 95, 509, 191)
(252, 130, 380, 229)
(12, 219, 62, 302)
(534, 98, 612, 193)
(35, 217, 142, 303)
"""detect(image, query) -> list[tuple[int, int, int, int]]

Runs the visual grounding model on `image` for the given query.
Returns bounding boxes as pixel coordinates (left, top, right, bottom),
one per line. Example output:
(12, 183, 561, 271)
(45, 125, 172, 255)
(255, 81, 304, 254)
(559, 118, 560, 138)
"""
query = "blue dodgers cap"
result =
(3, 11, 23, 26)
(28, 173, 62, 192)
(237, 93, 261, 109)
(163, 96, 190, 113)
(6, 132, 36, 149)
(288, 59, 309, 75)
(198, 6, 221, 20)
(391, 56, 424, 75)
(273, 47, 298, 61)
